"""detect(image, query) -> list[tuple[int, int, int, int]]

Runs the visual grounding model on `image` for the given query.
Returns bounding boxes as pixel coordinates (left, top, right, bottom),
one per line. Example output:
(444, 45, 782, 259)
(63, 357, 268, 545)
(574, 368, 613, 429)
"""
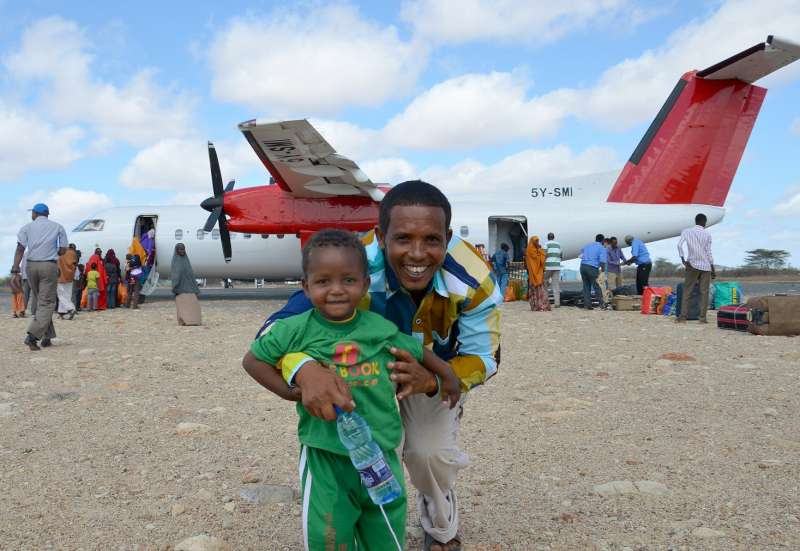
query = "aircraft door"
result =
(133, 215, 159, 295)
(488, 216, 528, 262)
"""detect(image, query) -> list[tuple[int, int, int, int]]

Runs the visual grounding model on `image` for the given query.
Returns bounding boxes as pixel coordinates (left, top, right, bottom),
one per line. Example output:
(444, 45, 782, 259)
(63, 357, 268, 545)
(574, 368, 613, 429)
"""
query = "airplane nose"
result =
(201, 196, 222, 212)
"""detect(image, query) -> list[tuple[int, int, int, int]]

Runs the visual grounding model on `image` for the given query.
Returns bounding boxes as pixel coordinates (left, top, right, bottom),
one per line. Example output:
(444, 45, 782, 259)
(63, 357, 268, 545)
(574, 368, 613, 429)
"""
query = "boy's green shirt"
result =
(250, 309, 424, 455)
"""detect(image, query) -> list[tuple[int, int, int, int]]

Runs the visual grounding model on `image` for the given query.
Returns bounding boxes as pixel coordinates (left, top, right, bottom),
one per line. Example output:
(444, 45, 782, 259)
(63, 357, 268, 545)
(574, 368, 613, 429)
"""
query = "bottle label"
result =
(358, 457, 393, 488)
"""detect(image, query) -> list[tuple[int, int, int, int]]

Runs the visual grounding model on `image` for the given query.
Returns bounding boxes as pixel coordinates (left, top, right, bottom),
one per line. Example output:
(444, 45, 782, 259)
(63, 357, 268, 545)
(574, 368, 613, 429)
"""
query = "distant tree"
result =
(744, 249, 790, 270)
(653, 257, 680, 276)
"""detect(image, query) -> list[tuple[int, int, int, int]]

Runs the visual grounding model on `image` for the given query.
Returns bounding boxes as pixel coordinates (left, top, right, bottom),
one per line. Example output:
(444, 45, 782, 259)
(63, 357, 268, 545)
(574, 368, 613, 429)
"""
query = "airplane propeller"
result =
(200, 142, 235, 262)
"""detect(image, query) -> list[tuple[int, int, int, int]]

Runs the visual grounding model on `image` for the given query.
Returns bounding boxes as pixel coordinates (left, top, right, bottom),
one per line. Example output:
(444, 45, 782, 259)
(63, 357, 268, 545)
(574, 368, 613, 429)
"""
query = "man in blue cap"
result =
(10, 203, 68, 351)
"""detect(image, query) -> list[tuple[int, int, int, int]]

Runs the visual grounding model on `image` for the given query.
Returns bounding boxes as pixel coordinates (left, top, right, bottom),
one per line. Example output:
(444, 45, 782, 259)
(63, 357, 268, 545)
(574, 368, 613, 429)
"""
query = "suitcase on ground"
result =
(560, 290, 600, 308)
(612, 284, 637, 296)
(746, 295, 800, 336)
(641, 286, 672, 314)
(717, 305, 751, 331)
(712, 281, 743, 309)
(675, 282, 701, 320)
(612, 295, 641, 311)
(661, 292, 677, 316)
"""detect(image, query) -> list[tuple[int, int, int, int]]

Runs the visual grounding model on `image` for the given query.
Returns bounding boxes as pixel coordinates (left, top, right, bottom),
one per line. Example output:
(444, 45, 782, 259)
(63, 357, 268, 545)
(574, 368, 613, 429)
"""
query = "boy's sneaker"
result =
(41, 338, 52, 348)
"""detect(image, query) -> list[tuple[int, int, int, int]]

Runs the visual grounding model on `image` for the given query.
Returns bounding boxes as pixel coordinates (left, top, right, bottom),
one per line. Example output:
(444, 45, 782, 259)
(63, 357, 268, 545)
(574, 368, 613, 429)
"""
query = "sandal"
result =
(423, 532, 462, 551)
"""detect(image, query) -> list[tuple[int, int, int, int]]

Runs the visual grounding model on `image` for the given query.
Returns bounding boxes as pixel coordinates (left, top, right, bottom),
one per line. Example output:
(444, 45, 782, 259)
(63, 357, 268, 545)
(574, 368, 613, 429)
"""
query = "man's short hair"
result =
(595, 234, 605, 242)
(695, 213, 707, 226)
(547, 232, 555, 240)
(302, 228, 368, 277)
(378, 180, 451, 234)
(610, 236, 618, 243)
(500, 243, 509, 251)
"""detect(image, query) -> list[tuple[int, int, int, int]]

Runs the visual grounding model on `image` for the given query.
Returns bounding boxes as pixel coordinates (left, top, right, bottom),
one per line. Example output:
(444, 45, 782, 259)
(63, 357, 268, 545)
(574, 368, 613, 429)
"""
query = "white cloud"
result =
(574, 0, 800, 128)
(401, 0, 632, 45)
(792, 118, 800, 135)
(774, 186, 800, 216)
(0, 103, 84, 182)
(421, 144, 619, 198)
(22, 187, 113, 227)
(209, 5, 427, 115)
(386, 0, 800, 150)
(119, 139, 262, 191)
(4, 16, 194, 148)
(360, 158, 418, 184)
(383, 72, 574, 150)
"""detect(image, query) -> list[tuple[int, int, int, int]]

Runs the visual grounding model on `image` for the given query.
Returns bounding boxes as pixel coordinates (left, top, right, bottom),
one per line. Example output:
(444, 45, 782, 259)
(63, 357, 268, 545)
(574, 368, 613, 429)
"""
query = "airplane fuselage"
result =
(68, 170, 725, 281)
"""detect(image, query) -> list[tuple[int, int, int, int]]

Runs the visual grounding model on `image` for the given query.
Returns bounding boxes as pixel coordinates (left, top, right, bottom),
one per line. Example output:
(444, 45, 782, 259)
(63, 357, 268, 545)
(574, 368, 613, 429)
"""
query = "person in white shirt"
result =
(676, 213, 715, 323)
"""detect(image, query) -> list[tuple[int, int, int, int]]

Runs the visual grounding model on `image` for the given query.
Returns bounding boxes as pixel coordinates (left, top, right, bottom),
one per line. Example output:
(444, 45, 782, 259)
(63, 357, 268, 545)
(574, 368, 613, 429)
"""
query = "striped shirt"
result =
(678, 225, 714, 272)
(545, 240, 562, 270)
(580, 242, 607, 269)
(257, 231, 502, 391)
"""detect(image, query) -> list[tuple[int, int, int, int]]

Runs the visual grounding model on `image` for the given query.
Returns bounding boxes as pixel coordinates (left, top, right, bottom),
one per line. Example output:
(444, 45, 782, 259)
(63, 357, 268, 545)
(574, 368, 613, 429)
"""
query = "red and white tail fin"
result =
(607, 36, 800, 207)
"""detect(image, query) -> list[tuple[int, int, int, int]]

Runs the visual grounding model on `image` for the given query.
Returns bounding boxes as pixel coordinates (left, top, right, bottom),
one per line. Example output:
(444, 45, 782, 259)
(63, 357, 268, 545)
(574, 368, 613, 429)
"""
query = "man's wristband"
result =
(425, 374, 441, 397)
(10, 268, 20, 274)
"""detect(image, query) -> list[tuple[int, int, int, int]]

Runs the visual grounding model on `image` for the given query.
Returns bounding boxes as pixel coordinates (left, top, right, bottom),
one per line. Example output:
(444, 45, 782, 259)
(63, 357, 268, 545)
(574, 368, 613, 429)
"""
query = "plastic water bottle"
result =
(335, 407, 402, 505)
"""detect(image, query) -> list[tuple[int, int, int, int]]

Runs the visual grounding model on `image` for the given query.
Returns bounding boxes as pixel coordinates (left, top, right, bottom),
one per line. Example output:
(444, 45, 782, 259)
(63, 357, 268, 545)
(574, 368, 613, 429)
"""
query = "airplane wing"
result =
(697, 35, 800, 83)
(238, 119, 384, 201)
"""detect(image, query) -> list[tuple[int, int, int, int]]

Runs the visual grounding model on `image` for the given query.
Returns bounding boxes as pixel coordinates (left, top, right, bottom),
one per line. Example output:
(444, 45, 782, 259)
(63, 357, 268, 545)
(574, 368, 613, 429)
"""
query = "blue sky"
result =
(2, 0, 799, 272)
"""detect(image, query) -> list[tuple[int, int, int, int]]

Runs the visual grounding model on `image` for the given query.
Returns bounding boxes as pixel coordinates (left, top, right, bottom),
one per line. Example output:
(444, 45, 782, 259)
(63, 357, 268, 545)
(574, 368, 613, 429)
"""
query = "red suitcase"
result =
(717, 305, 751, 331)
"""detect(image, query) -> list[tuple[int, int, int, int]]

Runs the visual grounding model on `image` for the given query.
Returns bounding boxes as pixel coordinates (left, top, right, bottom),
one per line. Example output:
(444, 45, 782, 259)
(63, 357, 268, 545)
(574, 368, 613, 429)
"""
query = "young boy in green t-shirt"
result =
(242, 229, 460, 550)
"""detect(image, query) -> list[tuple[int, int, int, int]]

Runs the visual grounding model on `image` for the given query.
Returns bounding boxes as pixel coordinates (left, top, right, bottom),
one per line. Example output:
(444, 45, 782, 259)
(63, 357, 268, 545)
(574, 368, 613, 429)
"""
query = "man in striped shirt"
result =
(676, 213, 715, 323)
(255, 181, 501, 551)
(544, 232, 562, 307)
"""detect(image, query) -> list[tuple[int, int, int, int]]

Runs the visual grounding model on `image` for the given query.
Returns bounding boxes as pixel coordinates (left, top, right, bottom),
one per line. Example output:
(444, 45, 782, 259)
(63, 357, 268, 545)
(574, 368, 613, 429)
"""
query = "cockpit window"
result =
(73, 219, 105, 232)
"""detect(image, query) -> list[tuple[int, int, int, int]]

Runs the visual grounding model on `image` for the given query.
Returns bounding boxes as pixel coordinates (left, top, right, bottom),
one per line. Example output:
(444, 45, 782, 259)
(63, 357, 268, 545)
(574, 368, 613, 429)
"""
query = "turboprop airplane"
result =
(71, 36, 799, 282)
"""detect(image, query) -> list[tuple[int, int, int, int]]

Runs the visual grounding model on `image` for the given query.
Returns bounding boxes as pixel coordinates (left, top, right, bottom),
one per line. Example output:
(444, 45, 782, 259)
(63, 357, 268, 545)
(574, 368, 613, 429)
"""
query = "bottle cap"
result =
(334, 405, 343, 415)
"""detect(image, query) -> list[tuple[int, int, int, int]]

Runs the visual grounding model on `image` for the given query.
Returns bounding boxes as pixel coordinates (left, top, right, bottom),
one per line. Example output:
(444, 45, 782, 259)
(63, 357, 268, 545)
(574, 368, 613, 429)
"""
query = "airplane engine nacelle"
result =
(223, 184, 381, 236)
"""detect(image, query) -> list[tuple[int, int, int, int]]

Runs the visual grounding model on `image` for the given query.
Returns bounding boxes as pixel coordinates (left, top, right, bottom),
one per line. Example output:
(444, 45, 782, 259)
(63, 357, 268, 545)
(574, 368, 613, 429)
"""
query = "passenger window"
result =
(244, 234, 252, 239)
(261, 234, 269, 239)
(212, 229, 220, 240)
(196, 229, 204, 240)
(175, 229, 183, 240)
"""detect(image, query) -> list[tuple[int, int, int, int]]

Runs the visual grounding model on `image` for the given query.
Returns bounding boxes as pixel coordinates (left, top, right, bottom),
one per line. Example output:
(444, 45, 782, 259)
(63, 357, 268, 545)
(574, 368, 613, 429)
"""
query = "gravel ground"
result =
(1, 300, 799, 551)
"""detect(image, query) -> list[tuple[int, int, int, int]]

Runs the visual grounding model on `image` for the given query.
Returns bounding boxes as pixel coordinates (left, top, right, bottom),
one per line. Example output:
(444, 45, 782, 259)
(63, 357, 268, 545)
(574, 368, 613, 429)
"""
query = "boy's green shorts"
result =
(299, 444, 406, 550)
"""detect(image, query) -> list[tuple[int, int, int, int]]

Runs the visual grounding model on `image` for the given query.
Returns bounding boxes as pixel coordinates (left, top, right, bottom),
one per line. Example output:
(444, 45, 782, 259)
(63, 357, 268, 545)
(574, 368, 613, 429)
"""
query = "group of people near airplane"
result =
(489, 215, 716, 319)
(10, 183, 717, 551)
(10, 205, 204, 350)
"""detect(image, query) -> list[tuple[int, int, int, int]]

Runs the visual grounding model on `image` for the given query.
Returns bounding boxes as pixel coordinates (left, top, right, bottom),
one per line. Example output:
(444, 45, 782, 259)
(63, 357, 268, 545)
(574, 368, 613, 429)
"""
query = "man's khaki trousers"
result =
(400, 393, 469, 543)
(26, 261, 58, 340)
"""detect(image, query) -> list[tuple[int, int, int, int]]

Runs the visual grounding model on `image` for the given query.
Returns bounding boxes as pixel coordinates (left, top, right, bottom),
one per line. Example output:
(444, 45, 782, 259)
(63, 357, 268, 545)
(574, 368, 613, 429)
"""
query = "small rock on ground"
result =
(175, 422, 212, 435)
(175, 534, 230, 551)
(593, 480, 638, 497)
(238, 484, 295, 505)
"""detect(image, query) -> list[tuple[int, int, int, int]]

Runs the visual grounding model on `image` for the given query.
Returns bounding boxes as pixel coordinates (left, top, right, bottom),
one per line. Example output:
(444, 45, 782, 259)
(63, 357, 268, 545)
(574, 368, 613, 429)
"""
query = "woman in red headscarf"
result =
(86, 247, 109, 310)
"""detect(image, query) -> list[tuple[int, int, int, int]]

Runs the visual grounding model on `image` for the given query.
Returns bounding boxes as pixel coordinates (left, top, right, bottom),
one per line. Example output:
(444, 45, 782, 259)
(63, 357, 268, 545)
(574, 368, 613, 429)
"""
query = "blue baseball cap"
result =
(30, 203, 49, 215)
